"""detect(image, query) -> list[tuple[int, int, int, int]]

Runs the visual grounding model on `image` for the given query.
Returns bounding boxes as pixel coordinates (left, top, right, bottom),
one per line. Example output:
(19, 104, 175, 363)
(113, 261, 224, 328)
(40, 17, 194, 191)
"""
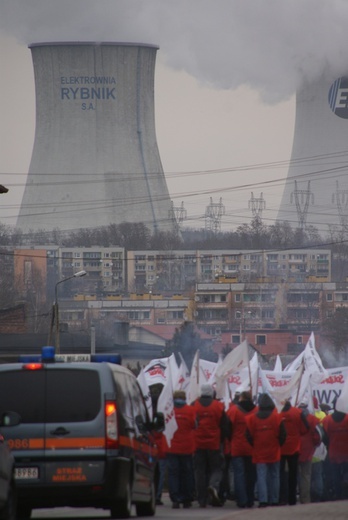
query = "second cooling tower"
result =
(277, 73, 348, 234)
(17, 42, 176, 233)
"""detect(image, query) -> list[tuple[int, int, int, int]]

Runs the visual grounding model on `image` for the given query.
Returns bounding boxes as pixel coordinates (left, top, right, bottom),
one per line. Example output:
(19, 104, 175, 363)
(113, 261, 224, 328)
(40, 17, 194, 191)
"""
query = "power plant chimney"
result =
(17, 42, 176, 234)
(277, 73, 348, 234)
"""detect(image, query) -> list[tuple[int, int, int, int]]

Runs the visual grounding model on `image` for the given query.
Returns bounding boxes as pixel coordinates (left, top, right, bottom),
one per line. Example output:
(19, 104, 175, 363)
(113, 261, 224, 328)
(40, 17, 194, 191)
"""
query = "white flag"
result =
(303, 332, 328, 384)
(215, 340, 249, 380)
(137, 368, 153, 420)
(157, 367, 178, 447)
(143, 357, 169, 386)
(168, 353, 179, 391)
(187, 350, 200, 404)
(200, 359, 217, 384)
(175, 357, 190, 393)
(284, 351, 304, 372)
(273, 355, 282, 372)
(236, 353, 259, 397)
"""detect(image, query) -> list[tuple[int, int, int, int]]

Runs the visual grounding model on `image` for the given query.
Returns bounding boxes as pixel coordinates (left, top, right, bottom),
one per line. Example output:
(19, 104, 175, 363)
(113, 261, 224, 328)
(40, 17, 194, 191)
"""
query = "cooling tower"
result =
(277, 72, 348, 234)
(16, 42, 176, 234)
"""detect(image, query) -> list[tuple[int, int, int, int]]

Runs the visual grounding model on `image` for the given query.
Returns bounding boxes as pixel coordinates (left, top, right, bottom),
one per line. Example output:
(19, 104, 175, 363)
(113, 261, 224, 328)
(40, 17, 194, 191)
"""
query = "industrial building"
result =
(277, 73, 348, 233)
(17, 42, 176, 234)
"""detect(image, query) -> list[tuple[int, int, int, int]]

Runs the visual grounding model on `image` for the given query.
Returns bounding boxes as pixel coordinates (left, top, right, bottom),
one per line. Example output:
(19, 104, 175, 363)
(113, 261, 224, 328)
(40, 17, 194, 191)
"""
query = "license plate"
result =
(15, 467, 39, 480)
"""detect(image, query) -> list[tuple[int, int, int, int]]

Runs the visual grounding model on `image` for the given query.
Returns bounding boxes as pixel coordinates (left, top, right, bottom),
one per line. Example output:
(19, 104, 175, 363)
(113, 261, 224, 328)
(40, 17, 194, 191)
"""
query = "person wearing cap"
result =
(298, 398, 321, 504)
(279, 399, 309, 505)
(192, 384, 229, 508)
(166, 390, 197, 509)
(245, 393, 286, 507)
(227, 390, 257, 508)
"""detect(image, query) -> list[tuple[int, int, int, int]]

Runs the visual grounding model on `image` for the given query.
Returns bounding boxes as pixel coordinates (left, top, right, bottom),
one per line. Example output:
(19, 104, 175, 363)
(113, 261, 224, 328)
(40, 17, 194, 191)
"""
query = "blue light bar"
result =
(41, 346, 55, 362)
(91, 354, 122, 365)
(19, 355, 41, 363)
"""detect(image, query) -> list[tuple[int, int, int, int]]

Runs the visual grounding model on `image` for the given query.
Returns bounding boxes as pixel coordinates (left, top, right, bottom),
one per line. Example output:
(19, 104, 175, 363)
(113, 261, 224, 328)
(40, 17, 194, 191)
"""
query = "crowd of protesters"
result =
(153, 384, 348, 509)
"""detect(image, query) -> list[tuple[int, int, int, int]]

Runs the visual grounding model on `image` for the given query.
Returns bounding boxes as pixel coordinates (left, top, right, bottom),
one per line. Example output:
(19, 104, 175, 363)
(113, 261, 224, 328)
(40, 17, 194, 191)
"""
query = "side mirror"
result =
(135, 415, 147, 434)
(0, 411, 21, 427)
(152, 412, 165, 432)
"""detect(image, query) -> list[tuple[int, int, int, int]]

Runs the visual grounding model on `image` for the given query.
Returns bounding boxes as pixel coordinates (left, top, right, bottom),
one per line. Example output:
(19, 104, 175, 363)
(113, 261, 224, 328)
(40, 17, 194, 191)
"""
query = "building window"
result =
(326, 293, 333, 302)
(297, 336, 303, 344)
(231, 334, 240, 343)
(235, 294, 241, 302)
(24, 261, 32, 285)
(235, 310, 242, 319)
(256, 335, 266, 345)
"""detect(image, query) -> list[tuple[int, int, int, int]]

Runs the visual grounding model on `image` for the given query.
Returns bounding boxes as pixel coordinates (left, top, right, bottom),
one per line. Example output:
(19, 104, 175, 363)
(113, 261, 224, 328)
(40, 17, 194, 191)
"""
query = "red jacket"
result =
(299, 413, 320, 462)
(193, 397, 224, 450)
(153, 431, 168, 459)
(246, 408, 284, 463)
(322, 411, 348, 463)
(227, 401, 256, 457)
(280, 405, 308, 455)
(166, 404, 196, 455)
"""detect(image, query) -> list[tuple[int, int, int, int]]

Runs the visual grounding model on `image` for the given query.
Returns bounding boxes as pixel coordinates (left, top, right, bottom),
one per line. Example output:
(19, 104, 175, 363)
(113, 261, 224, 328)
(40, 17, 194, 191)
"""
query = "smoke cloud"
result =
(2, 0, 348, 102)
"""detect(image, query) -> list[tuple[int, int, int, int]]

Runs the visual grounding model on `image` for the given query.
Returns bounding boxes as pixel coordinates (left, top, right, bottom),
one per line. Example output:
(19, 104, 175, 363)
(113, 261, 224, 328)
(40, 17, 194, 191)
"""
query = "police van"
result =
(0, 348, 163, 519)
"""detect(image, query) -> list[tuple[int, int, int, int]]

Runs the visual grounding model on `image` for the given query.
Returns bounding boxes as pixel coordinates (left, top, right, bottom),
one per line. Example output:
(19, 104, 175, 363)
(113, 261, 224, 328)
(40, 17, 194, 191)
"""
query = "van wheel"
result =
(0, 481, 16, 520)
(110, 481, 131, 519)
(135, 481, 156, 517)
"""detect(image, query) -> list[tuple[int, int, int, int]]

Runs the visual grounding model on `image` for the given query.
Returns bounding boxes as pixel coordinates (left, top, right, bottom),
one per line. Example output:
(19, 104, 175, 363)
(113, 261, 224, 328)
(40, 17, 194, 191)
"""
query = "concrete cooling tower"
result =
(277, 73, 348, 234)
(16, 42, 176, 234)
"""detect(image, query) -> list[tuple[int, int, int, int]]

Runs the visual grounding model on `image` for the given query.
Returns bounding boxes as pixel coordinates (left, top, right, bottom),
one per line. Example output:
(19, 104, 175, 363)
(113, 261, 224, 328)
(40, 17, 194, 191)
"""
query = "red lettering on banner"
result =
(228, 375, 241, 385)
(269, 379, 289, 388)
(148, 368, 166, 378)
(321, 375, 344, 385)
(165, 409, 175, 424)
(204, 370, 212, 380)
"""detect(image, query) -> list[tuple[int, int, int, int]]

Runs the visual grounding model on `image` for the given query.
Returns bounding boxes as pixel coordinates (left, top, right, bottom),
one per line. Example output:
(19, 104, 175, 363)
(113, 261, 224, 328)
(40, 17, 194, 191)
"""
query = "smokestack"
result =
(16, 42, 176, 234)
(277, 73, 348, 233)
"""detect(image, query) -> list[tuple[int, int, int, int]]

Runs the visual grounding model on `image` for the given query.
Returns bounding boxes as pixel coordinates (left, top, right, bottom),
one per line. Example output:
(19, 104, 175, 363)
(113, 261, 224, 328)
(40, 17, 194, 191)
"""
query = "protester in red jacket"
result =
(192, 384, 228, 508)
(246, 393, 286, 507)
(227, 391, 257, 508)
(298, 399, 321, 504)
(166, 390, 196, 509)
(322, 402, 348, 500)
(279, 400, 309, 505)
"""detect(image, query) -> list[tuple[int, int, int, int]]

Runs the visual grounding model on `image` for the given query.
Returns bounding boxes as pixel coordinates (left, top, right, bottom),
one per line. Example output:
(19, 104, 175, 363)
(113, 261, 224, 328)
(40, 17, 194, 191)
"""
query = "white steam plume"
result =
(2, 0, 348, 102)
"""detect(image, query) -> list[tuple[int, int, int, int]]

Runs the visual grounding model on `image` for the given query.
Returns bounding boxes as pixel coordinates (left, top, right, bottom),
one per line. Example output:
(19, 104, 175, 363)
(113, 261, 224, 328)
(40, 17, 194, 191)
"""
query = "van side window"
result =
(125, 377, 148, 436)
(113, 373, 134, 433)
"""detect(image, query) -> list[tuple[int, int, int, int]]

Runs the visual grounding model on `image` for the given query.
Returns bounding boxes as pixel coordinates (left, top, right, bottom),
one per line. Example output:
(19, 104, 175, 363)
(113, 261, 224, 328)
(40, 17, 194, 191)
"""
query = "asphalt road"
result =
(31, 494, 348, 520)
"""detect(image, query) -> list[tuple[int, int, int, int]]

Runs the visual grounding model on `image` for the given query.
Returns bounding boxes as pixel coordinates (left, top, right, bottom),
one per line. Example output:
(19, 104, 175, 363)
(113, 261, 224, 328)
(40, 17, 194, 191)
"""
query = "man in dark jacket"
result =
(192, 384, 229, 508)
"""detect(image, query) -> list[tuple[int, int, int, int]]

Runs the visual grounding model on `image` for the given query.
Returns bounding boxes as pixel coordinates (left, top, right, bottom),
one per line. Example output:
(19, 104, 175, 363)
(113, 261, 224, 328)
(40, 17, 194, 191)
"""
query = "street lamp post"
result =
(52, 270, 87, 353)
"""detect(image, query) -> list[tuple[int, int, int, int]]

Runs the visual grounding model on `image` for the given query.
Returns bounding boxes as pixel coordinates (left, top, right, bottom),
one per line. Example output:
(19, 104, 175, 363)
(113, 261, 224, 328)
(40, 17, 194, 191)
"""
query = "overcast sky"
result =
(1, 0, 348, 231)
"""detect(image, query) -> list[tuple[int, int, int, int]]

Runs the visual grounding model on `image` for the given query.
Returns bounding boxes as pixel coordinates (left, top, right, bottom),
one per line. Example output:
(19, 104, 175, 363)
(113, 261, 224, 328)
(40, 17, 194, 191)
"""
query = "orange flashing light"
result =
(23, 363, 44, 370)
(105, 401, 118, 449)
(105, 403, 116, 417)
